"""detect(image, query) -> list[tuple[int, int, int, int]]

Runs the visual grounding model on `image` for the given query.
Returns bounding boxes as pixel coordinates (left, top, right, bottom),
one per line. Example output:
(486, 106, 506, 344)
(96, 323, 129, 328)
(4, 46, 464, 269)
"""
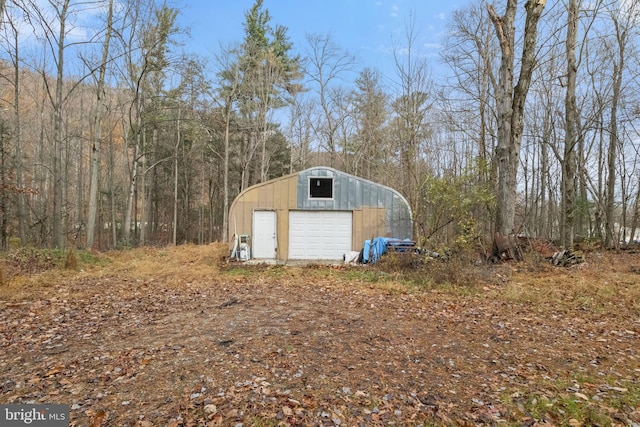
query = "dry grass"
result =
(2, 245, 638, 306)
(63, 248, 79, 270)
(85, 243, 227, 281)
(0, 243, 229, 302)
(1, 245, 639, 426)
(499, 251, 640, 313)
(2, 244, 639, 312)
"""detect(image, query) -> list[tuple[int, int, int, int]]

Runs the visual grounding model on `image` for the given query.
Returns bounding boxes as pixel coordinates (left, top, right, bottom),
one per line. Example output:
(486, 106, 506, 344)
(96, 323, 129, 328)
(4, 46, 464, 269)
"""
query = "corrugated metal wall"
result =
(297, 168, 412, 239)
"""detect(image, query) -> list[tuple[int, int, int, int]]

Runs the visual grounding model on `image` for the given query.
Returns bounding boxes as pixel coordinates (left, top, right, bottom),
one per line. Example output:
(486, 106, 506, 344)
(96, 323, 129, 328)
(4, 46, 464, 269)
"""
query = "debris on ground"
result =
(551, 249, 585, 267)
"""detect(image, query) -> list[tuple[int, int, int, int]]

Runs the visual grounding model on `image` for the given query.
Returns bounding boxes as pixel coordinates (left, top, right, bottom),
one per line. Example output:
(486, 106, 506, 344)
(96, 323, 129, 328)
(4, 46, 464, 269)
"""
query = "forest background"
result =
(0, 0, 639, 254)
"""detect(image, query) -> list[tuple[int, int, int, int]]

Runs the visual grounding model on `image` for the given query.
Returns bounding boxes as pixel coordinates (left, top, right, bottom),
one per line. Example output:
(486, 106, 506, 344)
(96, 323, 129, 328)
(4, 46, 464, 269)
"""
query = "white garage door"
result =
(289, 211, 352, 260)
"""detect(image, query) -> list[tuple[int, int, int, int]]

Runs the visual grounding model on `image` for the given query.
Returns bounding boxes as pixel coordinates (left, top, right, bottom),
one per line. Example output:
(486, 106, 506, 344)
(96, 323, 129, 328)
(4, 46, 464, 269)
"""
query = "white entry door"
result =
(252, 210, 276, 259)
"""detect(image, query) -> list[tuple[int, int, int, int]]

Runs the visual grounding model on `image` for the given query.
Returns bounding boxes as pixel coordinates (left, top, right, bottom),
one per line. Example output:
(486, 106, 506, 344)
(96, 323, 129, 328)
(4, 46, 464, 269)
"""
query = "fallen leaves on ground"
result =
(0, 245, 639, 426)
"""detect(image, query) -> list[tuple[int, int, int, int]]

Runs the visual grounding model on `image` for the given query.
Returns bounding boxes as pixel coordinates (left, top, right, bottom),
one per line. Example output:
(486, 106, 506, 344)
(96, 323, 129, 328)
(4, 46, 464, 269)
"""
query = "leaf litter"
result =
(0, 244, 639, 426)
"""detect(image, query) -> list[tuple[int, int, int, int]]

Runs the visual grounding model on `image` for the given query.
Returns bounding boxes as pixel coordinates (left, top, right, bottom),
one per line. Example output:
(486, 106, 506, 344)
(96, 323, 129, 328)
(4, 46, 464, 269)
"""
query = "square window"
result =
(309, 178, 333, 199)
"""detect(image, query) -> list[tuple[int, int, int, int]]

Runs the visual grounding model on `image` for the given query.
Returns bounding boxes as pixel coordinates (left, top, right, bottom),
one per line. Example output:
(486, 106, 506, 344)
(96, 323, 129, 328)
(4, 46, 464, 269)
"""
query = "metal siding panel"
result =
(342, 175, 350, 210)
(354, 180, 362, 209)
(367, 184, 375, 207)
(383, 190, 392, 234)
(334, 175, 343, 210)
(291, 166, 412, 239)
(370, 183, 378, 207)
(288, 175, 298, 209)
(348, 178, 356, 210)
(260, 183, 270, 206)
(297, 174, 305, 209)
(363, 182, 370, 208)
(390, 194, 399, 233)
(240, 201, 252, 237)
(372, 186, 381, 207)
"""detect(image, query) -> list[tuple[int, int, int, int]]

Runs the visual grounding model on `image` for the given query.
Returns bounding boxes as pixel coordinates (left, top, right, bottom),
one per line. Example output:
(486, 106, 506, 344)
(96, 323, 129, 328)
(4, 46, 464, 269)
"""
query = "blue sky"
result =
(176, 0, 466, 82)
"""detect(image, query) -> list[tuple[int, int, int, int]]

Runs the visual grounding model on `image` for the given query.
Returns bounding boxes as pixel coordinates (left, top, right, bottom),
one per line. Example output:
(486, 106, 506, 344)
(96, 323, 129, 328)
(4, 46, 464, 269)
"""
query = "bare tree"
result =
(304, 32, 357, 168)
(391, 15, 432, 243)
(525, 54, 563, 241)
(440, 3, 500, 239)
(286, 92, 314, 172)
(602, 2, 640, 248)
(487, 0, 546, 258)
(86, 0, 113, 249)
(26, 0, 73, 248)
(51, 0, 70, 248)
(0, 1, 27, 245)
(561, 0, 579, 250)
(441, 3, 499, 174)
(20, 0, 106, 247)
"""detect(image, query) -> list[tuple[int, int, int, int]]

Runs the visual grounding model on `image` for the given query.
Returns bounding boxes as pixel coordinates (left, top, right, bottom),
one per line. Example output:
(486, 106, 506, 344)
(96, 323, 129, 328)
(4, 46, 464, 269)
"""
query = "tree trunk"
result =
(37, 78, 47, 246)
(562, 0, 578, 250)
(173, 106, 180, 245)
(605, 22, 625, 249)
(487, 0, 546, 258)
(109, 131, 117, 248)
(123, 122, 140, 246)
(0, 122, 7, 250)
(605, 78, 621, 248)
(140, 129, 151, 246)
(52, 0, 71, 248)
(10, 23, 26, 245)
(539, 107, 552, 239)
(594, 122, 605, 241)
(87, 0, 113, 249)
(222, 102, 231, 243)
(629, 175, 640, 244)
(0, 0, 6, 26)
(75, 100, 84, 243)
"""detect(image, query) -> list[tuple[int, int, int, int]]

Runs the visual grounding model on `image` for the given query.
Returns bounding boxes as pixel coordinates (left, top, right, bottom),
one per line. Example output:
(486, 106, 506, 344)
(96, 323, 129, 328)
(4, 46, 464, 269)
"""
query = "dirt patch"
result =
(0, 246, 639, 426)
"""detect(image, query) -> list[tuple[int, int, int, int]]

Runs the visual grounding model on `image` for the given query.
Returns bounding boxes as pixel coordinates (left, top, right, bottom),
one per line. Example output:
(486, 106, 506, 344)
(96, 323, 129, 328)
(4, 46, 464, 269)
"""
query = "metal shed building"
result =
(228, 167, 413, 261)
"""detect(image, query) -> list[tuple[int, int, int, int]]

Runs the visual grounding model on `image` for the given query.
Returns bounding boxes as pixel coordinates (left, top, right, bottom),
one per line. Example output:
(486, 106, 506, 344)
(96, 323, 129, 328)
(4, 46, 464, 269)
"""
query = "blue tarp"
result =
(363, 237, 416, 263)
(362, 237, 390, 264)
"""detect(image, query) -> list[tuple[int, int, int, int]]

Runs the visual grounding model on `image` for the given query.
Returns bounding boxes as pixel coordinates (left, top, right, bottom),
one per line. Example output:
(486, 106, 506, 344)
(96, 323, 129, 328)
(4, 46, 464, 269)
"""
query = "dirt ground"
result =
(0, 245, 639, 426)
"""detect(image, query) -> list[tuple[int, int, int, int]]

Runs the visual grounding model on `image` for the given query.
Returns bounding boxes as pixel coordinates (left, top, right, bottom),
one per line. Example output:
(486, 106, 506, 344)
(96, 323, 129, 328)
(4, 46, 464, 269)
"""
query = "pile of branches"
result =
(551, 249, 585, 267)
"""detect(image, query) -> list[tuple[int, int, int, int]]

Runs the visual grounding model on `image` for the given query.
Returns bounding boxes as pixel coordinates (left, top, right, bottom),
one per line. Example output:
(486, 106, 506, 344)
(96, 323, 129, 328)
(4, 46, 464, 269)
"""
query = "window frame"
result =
(308, 177, 334, 200)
